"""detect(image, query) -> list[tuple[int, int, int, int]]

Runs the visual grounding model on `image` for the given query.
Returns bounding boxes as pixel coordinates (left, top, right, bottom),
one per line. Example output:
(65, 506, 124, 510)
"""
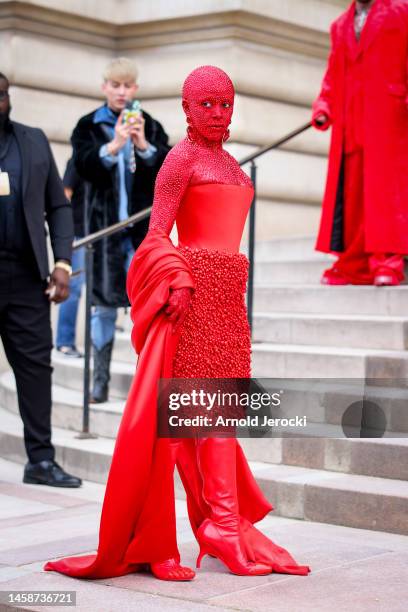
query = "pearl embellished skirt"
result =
(172, 246, 251, 378)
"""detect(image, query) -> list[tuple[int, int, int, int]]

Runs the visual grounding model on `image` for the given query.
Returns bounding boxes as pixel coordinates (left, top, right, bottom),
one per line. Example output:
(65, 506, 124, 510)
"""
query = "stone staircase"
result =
(0, 236, 407, 536)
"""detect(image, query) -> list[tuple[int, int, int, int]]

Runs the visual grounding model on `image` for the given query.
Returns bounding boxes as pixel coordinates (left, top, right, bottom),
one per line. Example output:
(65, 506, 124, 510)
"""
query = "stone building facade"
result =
(0, 0, 349, 239)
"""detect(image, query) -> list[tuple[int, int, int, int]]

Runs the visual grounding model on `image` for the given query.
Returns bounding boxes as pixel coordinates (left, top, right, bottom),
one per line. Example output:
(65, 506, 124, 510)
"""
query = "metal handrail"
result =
(73, 208, 151, 251)
(238, 121, 312, 167)
(73, 207, 152, 438)
(75, 120, 313, 435)
(239, 121, 312, 330)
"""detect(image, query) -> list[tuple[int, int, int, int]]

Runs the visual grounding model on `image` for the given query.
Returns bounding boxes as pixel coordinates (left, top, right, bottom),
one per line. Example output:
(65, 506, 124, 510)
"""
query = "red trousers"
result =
(331, 149, 404, 284)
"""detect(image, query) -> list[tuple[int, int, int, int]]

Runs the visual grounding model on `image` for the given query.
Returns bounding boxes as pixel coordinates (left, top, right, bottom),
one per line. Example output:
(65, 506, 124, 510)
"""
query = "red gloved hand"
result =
(165, 287, 193, 333)
(312, 112, 330, 131)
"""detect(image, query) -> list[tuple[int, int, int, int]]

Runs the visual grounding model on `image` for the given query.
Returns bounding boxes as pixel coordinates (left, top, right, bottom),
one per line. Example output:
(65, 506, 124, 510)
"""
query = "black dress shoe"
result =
(23, 460, 82, 488)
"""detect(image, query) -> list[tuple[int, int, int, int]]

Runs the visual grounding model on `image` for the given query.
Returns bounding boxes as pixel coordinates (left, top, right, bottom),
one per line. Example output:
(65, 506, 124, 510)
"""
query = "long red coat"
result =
(312, 0, 408, 254)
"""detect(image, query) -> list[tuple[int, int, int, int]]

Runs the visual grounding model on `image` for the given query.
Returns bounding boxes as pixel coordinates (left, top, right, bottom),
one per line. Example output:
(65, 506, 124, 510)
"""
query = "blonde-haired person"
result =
(70, 57, 170, 402)
(102, 56, 139, 82)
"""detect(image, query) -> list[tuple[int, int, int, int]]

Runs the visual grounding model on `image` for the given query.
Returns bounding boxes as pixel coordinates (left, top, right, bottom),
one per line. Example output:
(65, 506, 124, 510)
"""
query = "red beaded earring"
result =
(222, 129, 230, 143)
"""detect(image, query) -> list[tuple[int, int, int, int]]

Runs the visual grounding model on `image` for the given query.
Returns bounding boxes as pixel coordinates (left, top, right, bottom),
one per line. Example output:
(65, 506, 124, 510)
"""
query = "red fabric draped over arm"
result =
(44, 229, 195, 578)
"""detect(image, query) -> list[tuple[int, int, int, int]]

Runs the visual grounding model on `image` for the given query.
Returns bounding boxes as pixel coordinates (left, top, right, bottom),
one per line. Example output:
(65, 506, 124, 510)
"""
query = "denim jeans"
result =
(91, 235, 134, 351)
(56, 241, 85, 348)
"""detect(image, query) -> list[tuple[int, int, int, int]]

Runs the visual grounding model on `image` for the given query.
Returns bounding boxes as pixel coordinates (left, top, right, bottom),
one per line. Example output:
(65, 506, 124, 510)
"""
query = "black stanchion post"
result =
(77, 243, 97, 439)
(247, 160, 257, 337)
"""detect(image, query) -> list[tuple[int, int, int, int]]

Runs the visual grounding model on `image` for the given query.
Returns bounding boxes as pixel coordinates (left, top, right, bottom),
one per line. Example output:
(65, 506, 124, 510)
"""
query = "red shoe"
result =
(150, 557, 195, 581)
(374, 267, 401, 286)
(196, 518, 270, 576)
(320, 267, 350, 285)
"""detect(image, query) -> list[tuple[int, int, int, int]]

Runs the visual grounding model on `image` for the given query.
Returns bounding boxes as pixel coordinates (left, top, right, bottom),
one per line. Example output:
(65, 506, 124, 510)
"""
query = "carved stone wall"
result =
(0, 0, 350, 238)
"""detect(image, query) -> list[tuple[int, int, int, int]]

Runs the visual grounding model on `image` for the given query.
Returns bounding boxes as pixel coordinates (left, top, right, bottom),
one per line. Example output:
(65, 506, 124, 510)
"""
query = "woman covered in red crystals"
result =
(44, 66, 310, 581)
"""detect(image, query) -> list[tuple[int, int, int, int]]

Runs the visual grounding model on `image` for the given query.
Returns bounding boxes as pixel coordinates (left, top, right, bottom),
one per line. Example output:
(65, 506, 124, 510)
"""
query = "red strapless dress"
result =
(174, 184, 252, 379)
(44, 183, 310, 578)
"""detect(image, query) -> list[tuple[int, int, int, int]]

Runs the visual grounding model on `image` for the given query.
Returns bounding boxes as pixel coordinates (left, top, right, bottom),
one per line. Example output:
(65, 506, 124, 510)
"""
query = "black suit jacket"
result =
(10, 121, 73, 279)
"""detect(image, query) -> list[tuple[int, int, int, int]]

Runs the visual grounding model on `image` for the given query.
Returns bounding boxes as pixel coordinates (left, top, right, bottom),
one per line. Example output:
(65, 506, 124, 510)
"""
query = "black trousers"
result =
(0, 258, 55, 463)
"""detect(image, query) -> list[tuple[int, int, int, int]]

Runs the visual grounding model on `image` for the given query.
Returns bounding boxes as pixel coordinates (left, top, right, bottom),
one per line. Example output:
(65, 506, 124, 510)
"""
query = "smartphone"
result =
(123, 100, 142, 125)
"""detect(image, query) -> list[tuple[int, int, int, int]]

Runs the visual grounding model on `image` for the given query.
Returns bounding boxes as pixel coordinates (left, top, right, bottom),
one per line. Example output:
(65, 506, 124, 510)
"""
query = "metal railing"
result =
(73, 209, 151, 437)
(239, 121, 312, 330)
(73, 120, 312, 436)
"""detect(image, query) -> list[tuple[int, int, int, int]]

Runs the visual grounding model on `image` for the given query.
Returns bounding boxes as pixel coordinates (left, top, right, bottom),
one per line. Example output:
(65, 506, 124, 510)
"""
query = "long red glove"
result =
(165, 286, 193, 333)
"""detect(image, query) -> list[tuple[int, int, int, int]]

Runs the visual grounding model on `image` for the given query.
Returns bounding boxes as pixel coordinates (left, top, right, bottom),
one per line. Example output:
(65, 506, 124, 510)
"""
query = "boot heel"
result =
(196, 547, 209, 568)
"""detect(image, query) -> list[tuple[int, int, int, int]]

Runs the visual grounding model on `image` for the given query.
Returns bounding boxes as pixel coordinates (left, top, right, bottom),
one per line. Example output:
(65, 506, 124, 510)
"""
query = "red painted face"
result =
(182, 66, 235, 143)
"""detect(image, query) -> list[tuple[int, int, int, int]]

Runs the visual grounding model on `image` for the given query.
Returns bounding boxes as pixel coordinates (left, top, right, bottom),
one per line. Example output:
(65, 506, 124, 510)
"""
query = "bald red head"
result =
(182, 65, 235, 144)
(182, 65, 235, 100)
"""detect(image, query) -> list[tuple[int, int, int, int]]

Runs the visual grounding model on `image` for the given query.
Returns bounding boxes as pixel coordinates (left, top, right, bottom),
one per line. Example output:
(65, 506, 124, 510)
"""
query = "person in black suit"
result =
(0, 72, 81, 487)
(55, 156, 86, 358)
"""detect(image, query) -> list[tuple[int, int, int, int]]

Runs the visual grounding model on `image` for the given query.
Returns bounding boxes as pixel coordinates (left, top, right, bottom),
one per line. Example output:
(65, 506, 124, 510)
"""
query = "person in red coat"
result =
(312, 0, 408, 285)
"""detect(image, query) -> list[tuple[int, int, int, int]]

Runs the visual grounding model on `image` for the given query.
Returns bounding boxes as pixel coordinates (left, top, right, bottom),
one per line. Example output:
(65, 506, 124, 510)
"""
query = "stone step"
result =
(251, 255, 408, 284)
(115, 314, 408, 359)
(0, 371, 123, 440)
(251, 343, 408, 379)
(0, 405, 114, 484)
(322, 381, 408, 434)
(113, 331, 136, 363)
(1, 406, 406, 535)
(2, 372, 407, 476)
(51, 350, 134, 399)
(51, 345, 408, 396)
(253, 313, 408, 350)
(254, 284, 408, 316)
(243, 379, 408, 435)
(254, 259, 332, 284)
(242, 236, 319, 261)
(239, 437, 408, 482)
(247, 462, 408, 535)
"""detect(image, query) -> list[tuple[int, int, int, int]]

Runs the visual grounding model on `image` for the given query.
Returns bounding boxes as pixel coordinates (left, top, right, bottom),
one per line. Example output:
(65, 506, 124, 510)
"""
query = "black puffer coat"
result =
(71, 107, 170, 307)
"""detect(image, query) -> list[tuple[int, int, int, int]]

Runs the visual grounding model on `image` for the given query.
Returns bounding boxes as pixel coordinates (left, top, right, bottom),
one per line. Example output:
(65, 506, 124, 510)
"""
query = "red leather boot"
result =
(195, 438, 271, 576)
